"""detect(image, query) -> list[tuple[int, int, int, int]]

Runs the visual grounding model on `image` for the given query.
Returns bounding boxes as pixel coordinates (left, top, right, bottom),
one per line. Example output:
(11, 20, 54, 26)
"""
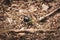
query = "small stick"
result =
(0, 28, 56, 34)
(0, 28, 47, 34)
(39, 6, 60, 21)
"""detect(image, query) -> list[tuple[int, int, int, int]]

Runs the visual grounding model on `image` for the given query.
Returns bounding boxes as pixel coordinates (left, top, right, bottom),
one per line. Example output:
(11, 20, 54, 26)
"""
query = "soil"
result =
(0, 0, 60, 40)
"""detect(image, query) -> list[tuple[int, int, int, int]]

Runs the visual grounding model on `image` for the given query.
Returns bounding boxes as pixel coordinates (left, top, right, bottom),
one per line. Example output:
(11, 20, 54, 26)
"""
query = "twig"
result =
(39, 6, 60, 21)
(0, 28, 57, 34)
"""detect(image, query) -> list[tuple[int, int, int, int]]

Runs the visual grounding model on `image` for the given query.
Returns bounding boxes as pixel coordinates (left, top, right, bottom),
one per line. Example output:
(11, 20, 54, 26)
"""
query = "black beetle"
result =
(24, 16, 30, 22)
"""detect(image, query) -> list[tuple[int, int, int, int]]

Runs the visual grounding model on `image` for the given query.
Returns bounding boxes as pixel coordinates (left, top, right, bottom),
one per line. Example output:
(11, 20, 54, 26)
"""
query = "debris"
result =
(28, 5, 37, 12)
(0, 0, 60, 40)
(42, 4, 49, 11)
(19, 9, 28, 13)
(11, 4, 19, 7)
(18, 33, 26, 36)
(7, 18, 13, 24)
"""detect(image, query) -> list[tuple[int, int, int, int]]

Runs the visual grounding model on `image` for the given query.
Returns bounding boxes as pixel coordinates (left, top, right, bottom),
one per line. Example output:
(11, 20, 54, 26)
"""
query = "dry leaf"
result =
(42, 4, 49, 11)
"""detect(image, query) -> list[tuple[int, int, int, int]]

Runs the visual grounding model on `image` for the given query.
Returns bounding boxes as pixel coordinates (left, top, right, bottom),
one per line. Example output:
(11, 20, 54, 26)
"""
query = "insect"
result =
(24, 16, 30, 22)
(23, 16, 33, 26)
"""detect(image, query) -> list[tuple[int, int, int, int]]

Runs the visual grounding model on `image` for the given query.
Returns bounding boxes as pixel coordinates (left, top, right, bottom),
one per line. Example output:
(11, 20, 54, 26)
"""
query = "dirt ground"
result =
(0, 0, 60, 40)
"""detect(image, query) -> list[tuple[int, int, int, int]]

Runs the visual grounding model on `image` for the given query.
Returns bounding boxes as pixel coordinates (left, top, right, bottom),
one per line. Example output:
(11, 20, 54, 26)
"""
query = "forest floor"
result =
(0, 0, 60, 40)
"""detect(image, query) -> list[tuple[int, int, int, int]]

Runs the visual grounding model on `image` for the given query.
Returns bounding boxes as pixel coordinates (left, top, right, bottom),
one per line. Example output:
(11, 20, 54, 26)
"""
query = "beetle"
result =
(24, 16, 30, 22)
(23, 16, 33, 26)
